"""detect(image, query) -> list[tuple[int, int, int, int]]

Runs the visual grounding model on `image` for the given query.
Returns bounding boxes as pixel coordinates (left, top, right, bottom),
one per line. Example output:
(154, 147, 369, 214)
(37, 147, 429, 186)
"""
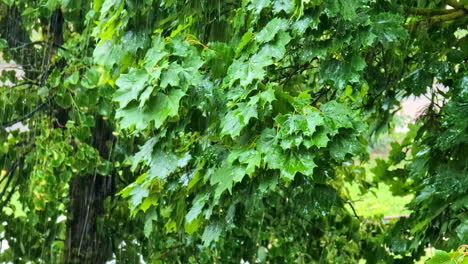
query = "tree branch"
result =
(11, 40, 69, 51)
(405, 9, 467, 29)
(1, 96, 54, 129)
(405, 7, 458, 16)
(345, 200, 360, 220)
(0, 161, 17, 186)
(4, 81, 41, 89)
(0, 157, 26, 209)
(430, 9, 466, 22)
(0, 161, 19, 200)
(446, 0, 464, 9)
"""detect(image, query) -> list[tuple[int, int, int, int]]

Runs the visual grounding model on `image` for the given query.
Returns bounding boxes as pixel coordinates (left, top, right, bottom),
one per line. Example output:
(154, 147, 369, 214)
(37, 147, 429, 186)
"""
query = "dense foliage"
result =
(0, 0, 466, 263)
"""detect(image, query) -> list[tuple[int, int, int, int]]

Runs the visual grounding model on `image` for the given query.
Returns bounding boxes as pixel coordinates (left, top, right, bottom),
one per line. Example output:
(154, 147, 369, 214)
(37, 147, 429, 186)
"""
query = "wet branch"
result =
(446, 0, 464, 9)
(405, 2, 467, 26)
(345, 200, 360, 220)
(5, 81, 41, 89)
(405, 7, 459, 16)
(0, 161, 19, 205)
(1, 96, 54, 129)
(430, 9, 466, 22)
(11, 40, 69, 51)
(0, 158, 27, 209)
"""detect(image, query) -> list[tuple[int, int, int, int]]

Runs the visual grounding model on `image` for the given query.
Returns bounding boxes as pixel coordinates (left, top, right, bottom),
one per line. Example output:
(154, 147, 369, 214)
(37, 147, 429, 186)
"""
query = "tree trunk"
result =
(64, 118, 115, 263)
(64, 175, 114, 264)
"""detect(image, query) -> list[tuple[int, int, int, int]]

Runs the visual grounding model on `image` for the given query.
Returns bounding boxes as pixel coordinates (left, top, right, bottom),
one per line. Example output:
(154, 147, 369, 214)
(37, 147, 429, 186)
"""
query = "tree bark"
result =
(64, 174, 113, 264)
(64, 118, 115, 264)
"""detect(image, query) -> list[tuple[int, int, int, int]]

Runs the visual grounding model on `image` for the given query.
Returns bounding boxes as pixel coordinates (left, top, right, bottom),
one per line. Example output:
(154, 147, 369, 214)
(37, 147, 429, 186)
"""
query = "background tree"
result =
(0, 0, 466, 263)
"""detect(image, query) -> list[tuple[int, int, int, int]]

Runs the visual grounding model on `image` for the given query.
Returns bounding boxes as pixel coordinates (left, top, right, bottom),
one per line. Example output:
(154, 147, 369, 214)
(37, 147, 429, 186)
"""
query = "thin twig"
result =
(345, 200, 360, 220)
(0, 161, 19, 204)
(3, 81, 40, 89)
(11, 41, 69, 51)
(0, 161, 18, 186)
(0, 157, 27, 210)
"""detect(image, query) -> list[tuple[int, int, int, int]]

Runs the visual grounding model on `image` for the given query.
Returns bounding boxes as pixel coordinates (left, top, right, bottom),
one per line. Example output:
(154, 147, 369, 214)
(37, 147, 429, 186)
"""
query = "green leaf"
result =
(454, 28, 468, 39)
(259, 85, 276, 106)
(220, 96, 259, 138)
(257, 246, 268, 262)
(81, 67, 100, 89)
(275, 108, 324, 139)
(455, 220, 468, 241)
(205, 42, 235, 78)
(44, 0, 61, 10)
(304, 129, 330, 148)
(293, 17, 319, 36)
(121, 30, 149, 55)
(226, 51, 274, 87)
(139, 194, 158, 213)
(160, 63, 183, 89)
(56, 91, 72, 108)
(228, 148, 261, 175)
(426, 250, 453, 264)
(273, 0, 294, 14)
(305, 110, 325, 135)
(144, 35, 168, 70)
(0, 38, 7, 49)
(129, 184, 149, 211)
(276, 114, 308, 137)
(65, 71, 80, 86)
(186, 191, 209, 223)
(263, 145, 286, 171)
(320, 55, 366, 89)
(329, 134, 363, 161)
(235, 31, 254, 57)
(93, 40, 124, 68)
(321, 101, 354, 130)
(116, 89, 185, 130)
(132, 138, 157, 171)
(371, 13, 407, 44)
(210, 164, 246, 199)
(202, 220, 223, 246)
(258, 173, 279, 193)
(255, 18, 287, 43)
(113, 68, 149, 108)
(280, 135, 303, 149)
(401, 69, 433, 96)
(147, 150, 188, 180)
(172, 38, 191, 57)
(324, 0, 363, 21)
(144, 209, 158, 238)
(184, 217, 201, 235)
(247, 0, 272, 15)
(282, 152, 316, 180)
(247, 51, 274, 84)
(138, 85, 156, 108)
(260, 30, 292, 59)
(257, 128, 277, 153)
(263, 146, 316, 181)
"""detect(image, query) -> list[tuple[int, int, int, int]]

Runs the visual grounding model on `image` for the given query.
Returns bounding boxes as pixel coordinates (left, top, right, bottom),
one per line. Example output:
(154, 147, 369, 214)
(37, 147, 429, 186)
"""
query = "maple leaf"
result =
(116, 89, 185, 130)
(113, 68, 149, 108)
(210, 164, 246, 199)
